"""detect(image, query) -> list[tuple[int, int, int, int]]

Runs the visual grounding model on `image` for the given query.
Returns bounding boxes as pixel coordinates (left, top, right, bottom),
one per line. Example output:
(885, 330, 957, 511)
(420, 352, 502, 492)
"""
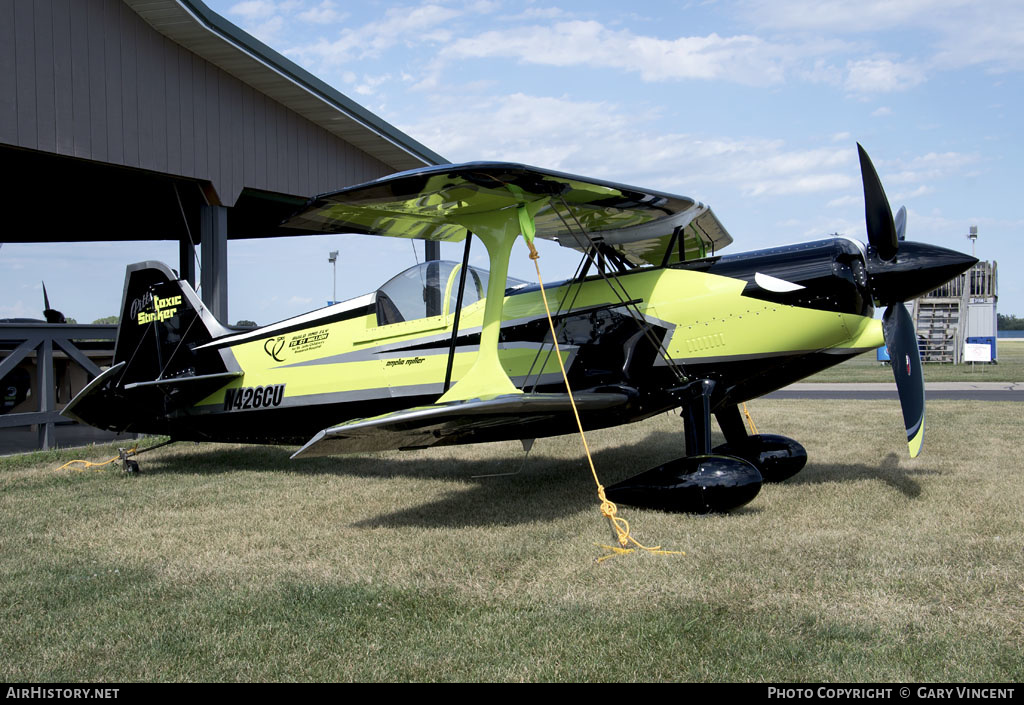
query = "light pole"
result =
(966, 225, 978, 258)
(328, 250, 338, 304)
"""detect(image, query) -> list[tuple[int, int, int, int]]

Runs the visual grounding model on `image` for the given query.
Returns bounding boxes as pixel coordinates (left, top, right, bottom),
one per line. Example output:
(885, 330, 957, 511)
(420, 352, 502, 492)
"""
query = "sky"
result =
(2, 0, 1022, 325)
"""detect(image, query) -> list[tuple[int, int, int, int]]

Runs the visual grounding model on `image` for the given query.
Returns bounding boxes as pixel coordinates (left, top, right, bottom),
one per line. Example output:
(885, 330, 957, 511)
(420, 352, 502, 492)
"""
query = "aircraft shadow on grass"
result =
(136, 429, 939, 529)
(789, 451, 941, 500)
(136, 440, 663, 527)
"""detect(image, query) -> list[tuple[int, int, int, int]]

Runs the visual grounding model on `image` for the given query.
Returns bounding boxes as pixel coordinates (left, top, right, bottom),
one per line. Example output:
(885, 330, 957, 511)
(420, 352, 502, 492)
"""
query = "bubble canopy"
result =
(374, 260, 528, 326)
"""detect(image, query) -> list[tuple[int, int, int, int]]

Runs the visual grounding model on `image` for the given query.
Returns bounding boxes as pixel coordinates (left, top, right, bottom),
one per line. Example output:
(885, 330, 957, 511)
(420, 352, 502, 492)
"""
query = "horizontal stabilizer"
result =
(123, 371, 243, 409)
(291, 391, 632, 458)
(123, 371, 242, 391)
(61, 362, 127, 427)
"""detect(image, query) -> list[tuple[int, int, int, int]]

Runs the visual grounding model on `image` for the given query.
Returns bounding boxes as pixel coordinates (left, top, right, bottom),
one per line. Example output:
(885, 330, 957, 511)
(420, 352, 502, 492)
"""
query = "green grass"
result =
(806, 339, 1024, 383)
(2, 399, 1022, 681)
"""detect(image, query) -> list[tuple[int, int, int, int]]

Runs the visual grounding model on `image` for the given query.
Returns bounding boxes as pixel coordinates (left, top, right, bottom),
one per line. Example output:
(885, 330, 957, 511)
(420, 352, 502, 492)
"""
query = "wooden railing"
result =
(0, 323, 117, 450)
(924, 261, 997, 299)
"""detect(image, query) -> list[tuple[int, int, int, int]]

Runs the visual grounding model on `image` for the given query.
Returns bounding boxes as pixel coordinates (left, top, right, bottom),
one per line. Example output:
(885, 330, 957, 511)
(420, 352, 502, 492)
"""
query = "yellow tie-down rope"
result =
(56, 446, 138, 472)
(742, 403, 759, 435)
(523, 235, 684, 563)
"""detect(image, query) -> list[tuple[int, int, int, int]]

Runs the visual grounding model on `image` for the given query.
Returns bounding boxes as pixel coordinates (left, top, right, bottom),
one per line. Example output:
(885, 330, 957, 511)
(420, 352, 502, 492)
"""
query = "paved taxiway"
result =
(767, 382, 1024, 402)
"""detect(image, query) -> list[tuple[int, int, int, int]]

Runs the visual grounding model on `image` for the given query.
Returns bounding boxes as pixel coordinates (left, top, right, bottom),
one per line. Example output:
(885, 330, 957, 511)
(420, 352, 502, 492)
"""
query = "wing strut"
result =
(437, 196, 548, 403)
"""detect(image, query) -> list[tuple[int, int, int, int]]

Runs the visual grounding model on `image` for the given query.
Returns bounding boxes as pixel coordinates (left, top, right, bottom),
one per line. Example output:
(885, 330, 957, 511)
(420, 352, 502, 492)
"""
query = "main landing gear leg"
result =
(712, 403, 808, 483)
(603, 379, 762, 514)
(681, 379, 716, 456)
(715, 404, 749, 446)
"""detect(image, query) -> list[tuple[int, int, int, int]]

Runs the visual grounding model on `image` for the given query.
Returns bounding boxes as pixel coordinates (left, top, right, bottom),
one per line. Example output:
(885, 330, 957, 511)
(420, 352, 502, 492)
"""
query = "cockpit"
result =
(374, 260, 528, 327)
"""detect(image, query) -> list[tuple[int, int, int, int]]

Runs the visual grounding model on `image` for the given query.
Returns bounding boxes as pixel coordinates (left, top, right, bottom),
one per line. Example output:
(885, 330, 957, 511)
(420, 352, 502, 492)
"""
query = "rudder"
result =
(113, 261, 231, 385)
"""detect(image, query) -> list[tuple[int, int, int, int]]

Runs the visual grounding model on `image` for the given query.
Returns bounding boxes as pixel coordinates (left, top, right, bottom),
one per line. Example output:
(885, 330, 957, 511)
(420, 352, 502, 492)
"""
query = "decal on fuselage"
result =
(263, 329, 331, 362)
(133, 293, 182, 325)
(385, 356, 426, 368)
(264, 337, 286, 362)
(289, 328, 330, 354)
(224, 384, 286, 411)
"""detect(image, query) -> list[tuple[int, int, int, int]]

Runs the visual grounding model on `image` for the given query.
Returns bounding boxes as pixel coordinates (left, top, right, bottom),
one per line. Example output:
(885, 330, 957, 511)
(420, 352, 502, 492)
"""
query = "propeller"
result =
(857, 144, 977, 457)
(41, 281, 66, 324)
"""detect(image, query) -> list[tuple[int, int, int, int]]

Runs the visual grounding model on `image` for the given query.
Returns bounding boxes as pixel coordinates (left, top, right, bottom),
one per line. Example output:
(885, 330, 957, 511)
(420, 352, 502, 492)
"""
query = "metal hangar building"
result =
(0, 0, 447, 450)
(0, 0, 447, 321)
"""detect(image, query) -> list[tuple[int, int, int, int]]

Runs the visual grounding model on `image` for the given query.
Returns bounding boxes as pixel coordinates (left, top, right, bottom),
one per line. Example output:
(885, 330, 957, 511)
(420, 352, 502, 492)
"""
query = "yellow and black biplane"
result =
(64, 146, 976, 513)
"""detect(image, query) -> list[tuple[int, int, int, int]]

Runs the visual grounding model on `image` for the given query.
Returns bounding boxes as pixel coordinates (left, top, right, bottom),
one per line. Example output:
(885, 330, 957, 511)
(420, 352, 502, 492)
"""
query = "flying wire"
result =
(549, 196, 689, 385)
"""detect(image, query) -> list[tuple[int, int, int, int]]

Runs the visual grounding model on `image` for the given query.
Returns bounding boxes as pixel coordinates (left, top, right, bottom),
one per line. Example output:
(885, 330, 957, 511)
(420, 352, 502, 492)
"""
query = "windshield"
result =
(375, 260, 527, 326)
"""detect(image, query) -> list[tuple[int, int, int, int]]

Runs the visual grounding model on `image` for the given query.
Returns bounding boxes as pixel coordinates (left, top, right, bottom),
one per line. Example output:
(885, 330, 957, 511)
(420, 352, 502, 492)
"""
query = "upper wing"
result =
(283, 162, 732, 266)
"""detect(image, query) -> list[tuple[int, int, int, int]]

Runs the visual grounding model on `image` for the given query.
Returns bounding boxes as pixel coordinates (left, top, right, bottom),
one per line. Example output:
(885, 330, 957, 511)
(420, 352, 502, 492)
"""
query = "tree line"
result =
(998, 314, 1024, 330)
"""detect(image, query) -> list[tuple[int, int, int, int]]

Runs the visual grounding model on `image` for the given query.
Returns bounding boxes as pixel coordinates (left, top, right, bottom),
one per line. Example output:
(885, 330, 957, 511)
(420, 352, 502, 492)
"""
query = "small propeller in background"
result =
(42, 282, 66, 324)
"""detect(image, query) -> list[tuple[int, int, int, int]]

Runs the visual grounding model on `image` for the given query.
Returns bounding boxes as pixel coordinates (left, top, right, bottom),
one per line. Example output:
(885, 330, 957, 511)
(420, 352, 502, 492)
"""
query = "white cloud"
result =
(746, 0, 1024, 75)
(748, 173, 854, 196)
(500, 7, 570, 21)
(744, 0, 970, 33)
(826, 194, 861, 208)
(401, 93, 856, 198)
(298, 1, 347, 24)
(871, 106, 893, 117)
(249, 16, 284, 43)
(931, 18, 1024, 73)
(845, 58, 927, 94)
(883, 151, 981, 184)
(892, 185, 934, 200)
(0, 300, 37, 319)
(442, 20, 831, 85)
(353, 74, 393, 96)
(288, 3, 461, 66)
(229, 0, 278, 20)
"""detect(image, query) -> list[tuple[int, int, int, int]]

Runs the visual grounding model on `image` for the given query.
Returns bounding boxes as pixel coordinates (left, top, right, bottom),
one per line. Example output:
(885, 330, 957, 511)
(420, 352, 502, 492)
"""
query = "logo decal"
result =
(264, 336, 286, 362)
(130, 293, 153, 321)
(135, 294, 182, 325)
(905, 354, 912, 376)
(261, 328, 330, 361)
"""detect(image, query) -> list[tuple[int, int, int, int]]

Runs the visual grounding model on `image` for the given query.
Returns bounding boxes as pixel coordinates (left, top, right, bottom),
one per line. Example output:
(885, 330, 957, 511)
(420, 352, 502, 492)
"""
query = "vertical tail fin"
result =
(64, 262, 235, 432)
(114, 261, 231, 385)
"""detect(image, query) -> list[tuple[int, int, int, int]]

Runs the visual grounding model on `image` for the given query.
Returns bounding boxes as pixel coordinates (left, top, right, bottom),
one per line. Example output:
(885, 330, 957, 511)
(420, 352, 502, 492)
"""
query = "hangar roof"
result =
(124, 0, 446, 172)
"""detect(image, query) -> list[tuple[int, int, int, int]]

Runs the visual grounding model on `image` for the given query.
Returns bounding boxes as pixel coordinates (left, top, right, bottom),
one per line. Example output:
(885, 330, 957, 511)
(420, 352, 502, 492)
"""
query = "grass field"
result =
(806, 339, 1024, 383)
(1, 399, 1022, 682)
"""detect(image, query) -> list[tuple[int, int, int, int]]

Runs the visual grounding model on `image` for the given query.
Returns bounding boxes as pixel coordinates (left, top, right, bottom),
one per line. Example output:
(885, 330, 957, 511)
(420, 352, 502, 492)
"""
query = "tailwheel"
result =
(604, 455, 762, 514)
(118, 447, 141, 474)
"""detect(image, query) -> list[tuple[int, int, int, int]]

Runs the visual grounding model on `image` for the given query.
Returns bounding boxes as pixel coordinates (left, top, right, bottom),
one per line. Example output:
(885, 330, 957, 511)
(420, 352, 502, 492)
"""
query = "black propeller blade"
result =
(882, 302, 925, 457)
(858, 143, 899, 261)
